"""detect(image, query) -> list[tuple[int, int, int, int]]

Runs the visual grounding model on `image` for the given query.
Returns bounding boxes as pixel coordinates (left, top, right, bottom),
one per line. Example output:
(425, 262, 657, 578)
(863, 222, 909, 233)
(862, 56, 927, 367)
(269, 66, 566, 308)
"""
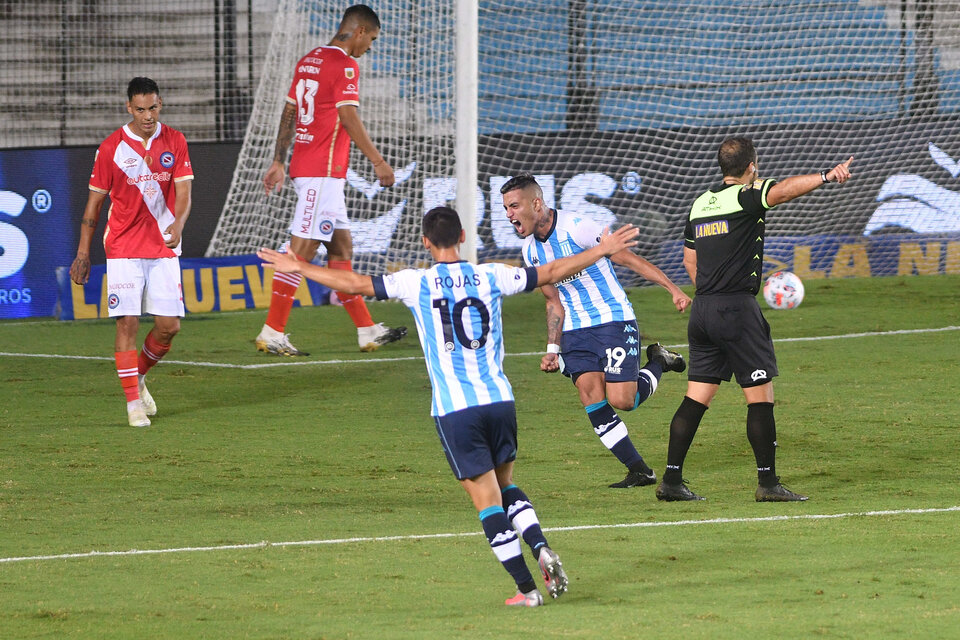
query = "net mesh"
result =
(4, 1, 958, 282)
(210, 0, 960, 282)
(205, 0, 455, 271)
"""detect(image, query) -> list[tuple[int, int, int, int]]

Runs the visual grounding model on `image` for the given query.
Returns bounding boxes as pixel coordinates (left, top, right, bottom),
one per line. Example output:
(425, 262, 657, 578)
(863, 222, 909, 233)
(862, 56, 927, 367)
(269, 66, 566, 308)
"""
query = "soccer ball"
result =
(763, 271, 805, 310)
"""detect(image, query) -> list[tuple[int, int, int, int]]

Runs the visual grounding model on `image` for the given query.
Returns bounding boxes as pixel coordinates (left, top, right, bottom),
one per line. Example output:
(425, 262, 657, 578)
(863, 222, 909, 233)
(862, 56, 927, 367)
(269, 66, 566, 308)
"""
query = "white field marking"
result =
(1, 325, 958, 370)
(2, 506, 958, 565)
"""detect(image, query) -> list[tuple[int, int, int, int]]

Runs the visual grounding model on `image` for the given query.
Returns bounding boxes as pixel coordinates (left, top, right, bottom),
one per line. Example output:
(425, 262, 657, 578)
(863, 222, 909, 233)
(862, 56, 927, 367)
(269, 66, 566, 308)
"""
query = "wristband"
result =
(546, 343, 560, 354)
(820, 170, 830, 184)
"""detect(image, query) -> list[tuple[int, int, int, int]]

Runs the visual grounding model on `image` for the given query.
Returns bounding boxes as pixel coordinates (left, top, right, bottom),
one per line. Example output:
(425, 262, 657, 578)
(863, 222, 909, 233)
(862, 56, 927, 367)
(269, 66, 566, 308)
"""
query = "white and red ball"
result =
(763, 271, 805, 310)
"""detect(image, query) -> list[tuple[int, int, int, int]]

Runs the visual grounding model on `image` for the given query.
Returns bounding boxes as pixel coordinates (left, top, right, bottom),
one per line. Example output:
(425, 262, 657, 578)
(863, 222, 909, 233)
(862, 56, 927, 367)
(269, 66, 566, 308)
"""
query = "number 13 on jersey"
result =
(295, 78, 319, 125)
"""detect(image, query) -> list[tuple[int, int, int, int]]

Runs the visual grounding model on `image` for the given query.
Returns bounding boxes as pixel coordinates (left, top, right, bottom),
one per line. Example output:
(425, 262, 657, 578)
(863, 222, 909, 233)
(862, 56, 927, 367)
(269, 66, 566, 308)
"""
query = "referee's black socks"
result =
(747, 401, 778, 486)
(663, 396, 708, 485)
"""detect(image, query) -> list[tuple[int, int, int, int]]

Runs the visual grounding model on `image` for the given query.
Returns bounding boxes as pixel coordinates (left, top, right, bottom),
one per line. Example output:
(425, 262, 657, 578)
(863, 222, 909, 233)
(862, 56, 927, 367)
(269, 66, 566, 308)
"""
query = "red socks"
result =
(138, 332, 171, 376)
(265, 254, 308, 332)
(115, 350, 140, 401)
(328, 260, 374, 328)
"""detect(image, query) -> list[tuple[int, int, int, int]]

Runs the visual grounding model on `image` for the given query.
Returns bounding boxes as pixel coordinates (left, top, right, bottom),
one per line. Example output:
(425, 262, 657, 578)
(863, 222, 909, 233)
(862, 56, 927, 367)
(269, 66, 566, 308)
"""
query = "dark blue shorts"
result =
(560, 320, 642, 383)
(433, 401, 518, 480)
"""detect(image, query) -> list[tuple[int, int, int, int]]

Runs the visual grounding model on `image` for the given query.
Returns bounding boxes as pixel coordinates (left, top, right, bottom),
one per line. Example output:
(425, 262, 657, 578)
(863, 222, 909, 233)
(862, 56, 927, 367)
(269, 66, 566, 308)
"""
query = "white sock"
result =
(260, 325, 283, 340)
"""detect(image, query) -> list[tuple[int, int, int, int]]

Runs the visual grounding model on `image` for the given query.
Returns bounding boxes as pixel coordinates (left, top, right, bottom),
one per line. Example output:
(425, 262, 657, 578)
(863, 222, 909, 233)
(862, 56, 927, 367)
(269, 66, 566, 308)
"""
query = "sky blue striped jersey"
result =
(521, 210, 635, 331)
(373, 261, 538, 417)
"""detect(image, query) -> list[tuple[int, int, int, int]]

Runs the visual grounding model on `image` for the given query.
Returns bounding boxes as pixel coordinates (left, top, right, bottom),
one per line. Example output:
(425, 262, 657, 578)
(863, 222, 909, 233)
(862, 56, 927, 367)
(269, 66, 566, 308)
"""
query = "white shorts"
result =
(289, 176, 350, 242)
(106, 257, 185, 318)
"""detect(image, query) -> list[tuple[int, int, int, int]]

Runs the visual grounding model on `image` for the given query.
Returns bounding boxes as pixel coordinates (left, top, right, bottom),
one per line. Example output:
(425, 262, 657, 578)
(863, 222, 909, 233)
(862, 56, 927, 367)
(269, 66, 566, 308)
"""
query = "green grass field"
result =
(1, 274, 959, 639)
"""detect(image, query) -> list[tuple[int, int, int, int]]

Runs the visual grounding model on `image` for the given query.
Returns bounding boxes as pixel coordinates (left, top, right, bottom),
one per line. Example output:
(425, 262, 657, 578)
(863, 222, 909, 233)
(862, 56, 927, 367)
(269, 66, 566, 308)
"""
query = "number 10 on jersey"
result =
(433, 297, 490, 352)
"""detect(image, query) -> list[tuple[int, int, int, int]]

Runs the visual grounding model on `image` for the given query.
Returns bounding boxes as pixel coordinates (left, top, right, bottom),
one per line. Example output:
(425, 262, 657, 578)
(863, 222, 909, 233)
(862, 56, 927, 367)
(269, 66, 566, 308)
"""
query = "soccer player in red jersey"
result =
(255, 4, 406, 356)
(70, 77, 193, 428)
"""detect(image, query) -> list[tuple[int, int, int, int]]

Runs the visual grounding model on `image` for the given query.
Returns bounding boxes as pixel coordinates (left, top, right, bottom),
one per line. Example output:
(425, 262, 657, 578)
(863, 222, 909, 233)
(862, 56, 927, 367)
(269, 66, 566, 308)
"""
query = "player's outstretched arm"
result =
(767, 155, 854, 207)
(535, 224, 638, 286)
(612, 248, 691, 313)
(258, 248, 375, 296)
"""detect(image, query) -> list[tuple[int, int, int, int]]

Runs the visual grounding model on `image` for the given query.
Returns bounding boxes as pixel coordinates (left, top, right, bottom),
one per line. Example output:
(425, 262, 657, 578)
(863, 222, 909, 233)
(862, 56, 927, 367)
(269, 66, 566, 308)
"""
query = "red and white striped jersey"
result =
(89, 122, 193, 258)
(285, 45, 360, 179)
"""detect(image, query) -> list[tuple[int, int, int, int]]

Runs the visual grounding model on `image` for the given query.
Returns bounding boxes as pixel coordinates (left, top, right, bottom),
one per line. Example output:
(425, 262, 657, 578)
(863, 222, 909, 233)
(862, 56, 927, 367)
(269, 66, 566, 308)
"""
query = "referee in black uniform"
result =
(656, 137, 853, 502)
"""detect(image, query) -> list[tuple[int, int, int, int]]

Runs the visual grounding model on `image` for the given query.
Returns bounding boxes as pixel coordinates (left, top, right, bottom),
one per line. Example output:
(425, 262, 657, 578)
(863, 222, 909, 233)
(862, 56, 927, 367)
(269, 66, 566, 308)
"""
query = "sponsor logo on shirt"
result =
(556, 270, 583, 285)
(699, 194, 722, 214)
(295, 126, 314, 144)
(125, 172, 171, 185)
(695, 219, 729, 238)
(344, 83, 358, 95)
(298, 65, 320, 74)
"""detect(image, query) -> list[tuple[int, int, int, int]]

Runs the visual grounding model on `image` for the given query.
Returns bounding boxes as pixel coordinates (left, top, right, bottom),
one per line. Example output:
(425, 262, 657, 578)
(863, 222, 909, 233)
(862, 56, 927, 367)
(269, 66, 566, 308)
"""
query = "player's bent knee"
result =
(154, 319, 181, 342)
(608, 395, 636, 412)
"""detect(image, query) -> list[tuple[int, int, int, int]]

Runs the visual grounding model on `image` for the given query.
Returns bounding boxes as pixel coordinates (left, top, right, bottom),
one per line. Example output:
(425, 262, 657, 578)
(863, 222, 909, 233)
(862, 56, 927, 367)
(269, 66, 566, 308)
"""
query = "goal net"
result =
(206, 0, 456, 272)
(207, 0, 960, 282)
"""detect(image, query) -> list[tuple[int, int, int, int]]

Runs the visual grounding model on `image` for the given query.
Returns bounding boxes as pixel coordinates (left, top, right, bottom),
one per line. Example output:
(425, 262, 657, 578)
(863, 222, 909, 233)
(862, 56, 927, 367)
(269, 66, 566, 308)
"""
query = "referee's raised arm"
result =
(766, 156, 854, 207)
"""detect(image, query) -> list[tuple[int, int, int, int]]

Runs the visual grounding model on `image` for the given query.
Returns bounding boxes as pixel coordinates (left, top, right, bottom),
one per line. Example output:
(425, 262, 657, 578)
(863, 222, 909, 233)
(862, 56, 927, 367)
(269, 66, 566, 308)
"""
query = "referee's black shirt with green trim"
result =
(683, 178, 777, 296)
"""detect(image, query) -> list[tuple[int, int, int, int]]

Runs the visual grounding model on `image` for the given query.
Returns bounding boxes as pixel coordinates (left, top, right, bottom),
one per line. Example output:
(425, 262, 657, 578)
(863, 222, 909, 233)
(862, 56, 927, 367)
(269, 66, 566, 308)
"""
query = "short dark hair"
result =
(422, 206, 462, 249)
(127, 77, 160, 101)
(718, 137, 756, 177)
(499, 172, 541, 196)
(343, 4, 381, 30)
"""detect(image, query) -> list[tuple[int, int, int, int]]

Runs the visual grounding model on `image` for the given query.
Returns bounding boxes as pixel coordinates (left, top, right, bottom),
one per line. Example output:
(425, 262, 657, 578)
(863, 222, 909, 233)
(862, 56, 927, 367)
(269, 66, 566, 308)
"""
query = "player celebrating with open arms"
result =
(255, 3, 406, 356)
(500, 173, 691, 489)
(259, 207, 639, 607)
(70, 77, 193, 428)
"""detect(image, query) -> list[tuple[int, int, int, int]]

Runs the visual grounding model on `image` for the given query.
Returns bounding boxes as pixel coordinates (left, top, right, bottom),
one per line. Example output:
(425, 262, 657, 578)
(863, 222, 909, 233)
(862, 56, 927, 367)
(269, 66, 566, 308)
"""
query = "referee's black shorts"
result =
(687, 293, 778, 388)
